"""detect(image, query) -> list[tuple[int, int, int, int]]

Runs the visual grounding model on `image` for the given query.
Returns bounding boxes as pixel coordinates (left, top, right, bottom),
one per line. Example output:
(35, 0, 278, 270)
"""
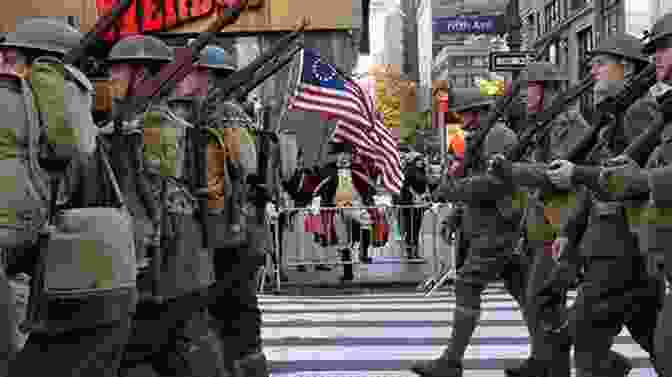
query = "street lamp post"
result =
(506, 0, 523, 80)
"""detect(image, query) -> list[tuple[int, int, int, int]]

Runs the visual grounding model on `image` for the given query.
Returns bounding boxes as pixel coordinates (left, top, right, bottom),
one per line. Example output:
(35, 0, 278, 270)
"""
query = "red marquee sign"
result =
(96, 0, 216, 41)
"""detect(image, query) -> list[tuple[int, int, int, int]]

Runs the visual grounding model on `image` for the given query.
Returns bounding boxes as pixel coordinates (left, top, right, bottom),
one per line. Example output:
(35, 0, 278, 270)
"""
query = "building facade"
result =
(418, 0, 434, 111)
(401, 0, 421, 82)
(520, 0, 661, 116)
(433, 35, 509, 88)
(384, 9, 405, 69)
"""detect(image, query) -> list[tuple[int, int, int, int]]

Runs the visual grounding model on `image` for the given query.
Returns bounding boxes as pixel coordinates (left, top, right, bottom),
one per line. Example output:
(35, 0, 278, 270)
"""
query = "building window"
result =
(544, 0, 561, 33)
(602, 0, 621, 37)
(453, 56, 468, 67)
(471, 56, 487, 67)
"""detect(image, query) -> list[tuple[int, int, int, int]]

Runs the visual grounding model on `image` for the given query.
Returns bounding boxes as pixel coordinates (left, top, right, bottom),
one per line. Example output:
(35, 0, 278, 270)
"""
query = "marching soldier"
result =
(100, 36, 226, 377)
(1, 19, 135, 377)
(496, 62, 590, 377)
(545, 12, 672, 376)
(0, 267, 15, 376)
(410, 89, 526, 377)
(195, 45, 270, 377)
(539, 33, 662, 377)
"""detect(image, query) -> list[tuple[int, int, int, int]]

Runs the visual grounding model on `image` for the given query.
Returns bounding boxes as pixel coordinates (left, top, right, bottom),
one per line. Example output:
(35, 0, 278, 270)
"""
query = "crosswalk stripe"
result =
(261, 288, 654, 376)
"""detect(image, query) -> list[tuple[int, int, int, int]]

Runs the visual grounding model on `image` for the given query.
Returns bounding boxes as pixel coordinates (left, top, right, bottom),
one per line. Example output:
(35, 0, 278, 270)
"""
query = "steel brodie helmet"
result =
(448, 88, 496, 113)
(521, 62, 567, 82)
(197, 45, 236, 72)
(643, 13, 672, 54)
(0, 18, 82, 56)
(107, 35, 173, 64)
(589, 32, 649, 64)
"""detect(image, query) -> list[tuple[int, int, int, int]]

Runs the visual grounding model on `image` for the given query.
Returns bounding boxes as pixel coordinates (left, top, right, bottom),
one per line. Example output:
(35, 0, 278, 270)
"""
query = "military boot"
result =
(606, 350, 632, 377)
(233, 351, 269, 377)
(410, 357, 463, 377)
(359, 229, 372, 264)
(340, 249, 354, 281)
(504, 357, 548, 377)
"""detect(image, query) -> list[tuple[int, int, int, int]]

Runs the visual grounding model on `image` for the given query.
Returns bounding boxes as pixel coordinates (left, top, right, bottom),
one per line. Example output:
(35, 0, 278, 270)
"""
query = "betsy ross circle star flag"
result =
(288, 49, 403, 194)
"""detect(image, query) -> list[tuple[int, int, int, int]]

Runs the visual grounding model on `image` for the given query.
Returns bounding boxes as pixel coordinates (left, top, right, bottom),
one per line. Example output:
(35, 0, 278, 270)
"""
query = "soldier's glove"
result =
(551, 236, 569, 262)
(536, 260, 577, 310)
(487, 154, 513, 182)
(546, 160, 575, 189)
(598, 155, 650, 200)
(309, 197, 321, 215)
(646, 252, 665, 279)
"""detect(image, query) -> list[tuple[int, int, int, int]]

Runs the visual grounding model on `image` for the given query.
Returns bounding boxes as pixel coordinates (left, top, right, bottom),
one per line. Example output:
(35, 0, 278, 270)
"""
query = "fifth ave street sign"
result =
(489, 51, 536, 71)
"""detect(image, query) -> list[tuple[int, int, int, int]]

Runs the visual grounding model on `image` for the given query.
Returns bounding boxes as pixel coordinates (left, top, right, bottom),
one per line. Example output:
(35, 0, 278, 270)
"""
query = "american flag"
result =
(288, 49, 403, 194)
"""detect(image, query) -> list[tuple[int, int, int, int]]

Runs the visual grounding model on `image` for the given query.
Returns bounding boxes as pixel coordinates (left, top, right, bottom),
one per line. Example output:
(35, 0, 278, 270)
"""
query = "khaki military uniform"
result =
(200, 96, 269, 375)
(558, 94, 663, 376)
(509, 109, 590, 377)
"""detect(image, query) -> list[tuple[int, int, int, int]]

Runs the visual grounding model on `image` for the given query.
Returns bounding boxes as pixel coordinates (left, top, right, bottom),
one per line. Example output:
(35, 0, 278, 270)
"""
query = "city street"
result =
(261, 285, 659, 377)
(274, 206, 453, 290)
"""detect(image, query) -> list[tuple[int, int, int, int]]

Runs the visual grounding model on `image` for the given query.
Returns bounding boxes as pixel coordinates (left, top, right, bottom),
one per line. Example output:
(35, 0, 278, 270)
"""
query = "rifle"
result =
(233, 44, 303, 102)
(621, 91, 672, 166)
(462, 38, 554, 175)
(490, 63, 658, 189)
(63, 0, 134, 67)
(112, 1, 248, 120)
(506, 75, 595, 162)
(565, 63, 657, 165)
(207, 18, 309, 103)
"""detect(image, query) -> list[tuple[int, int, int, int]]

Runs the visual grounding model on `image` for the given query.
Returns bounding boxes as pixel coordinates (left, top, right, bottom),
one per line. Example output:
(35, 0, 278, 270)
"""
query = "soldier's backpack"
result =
(0, 73, 51, 251)
(0, 56, 100, 253)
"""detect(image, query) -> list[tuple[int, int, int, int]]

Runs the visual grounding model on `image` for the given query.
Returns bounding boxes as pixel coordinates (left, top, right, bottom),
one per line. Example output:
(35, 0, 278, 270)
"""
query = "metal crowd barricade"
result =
(262, 203, 456, 292)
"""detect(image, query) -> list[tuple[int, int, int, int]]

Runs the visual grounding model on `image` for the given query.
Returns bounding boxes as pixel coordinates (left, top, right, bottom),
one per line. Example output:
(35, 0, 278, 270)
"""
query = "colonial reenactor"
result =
(496, 62, 591, 377)
(311, 141, 381, 280)
(0, 18, 135, 377)
(196, 45, 271, 377)
(545, 12, 672, 376)
(410, 89, 526, 377)
(539, 33, 662, 377)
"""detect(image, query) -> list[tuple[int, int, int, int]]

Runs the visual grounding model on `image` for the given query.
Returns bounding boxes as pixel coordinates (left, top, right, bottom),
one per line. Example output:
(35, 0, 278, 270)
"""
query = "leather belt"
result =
(592, 201, 623, 217)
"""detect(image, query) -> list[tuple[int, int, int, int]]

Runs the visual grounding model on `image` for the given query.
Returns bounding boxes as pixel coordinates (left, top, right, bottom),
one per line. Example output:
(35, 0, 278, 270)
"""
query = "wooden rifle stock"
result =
(63, 0, 134, 66)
